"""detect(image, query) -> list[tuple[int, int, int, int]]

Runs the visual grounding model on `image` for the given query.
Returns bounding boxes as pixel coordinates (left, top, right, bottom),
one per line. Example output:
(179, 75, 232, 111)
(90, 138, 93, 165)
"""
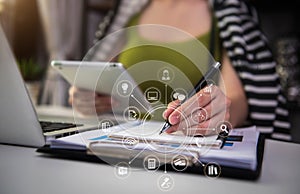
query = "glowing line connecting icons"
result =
(79, 24, 225, 189)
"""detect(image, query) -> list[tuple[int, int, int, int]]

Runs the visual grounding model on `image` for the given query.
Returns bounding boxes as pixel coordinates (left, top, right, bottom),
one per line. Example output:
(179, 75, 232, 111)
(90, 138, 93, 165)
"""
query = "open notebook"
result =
(48, 121, 259, 171)
(49, 121, 222, 149)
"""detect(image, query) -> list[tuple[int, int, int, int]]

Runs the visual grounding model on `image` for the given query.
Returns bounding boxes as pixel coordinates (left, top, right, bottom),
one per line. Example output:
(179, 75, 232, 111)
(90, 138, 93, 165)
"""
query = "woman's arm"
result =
(219, 49, 248, 127)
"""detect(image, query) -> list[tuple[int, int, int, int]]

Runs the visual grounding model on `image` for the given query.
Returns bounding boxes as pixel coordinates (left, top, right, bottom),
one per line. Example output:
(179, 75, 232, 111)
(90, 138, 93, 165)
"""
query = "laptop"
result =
(0, 25, 99, 147)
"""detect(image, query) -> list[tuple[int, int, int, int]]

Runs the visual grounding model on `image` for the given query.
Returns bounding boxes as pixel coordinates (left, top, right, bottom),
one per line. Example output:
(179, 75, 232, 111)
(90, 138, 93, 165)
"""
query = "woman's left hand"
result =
(162, 85, 231, 136)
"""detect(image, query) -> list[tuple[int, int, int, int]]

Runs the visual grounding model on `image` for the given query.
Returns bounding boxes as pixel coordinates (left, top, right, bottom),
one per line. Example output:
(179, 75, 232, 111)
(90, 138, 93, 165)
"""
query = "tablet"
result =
(51, 60, 151, 114)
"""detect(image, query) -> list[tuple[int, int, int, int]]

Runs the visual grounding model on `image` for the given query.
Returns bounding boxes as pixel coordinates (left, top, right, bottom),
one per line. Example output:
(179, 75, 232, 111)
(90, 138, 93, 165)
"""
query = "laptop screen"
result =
(0, 24, 45, 147)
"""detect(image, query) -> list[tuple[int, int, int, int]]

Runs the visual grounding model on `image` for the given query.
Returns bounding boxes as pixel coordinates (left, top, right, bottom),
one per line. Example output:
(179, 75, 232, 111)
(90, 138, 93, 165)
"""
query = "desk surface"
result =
(1, 139, 300, 194)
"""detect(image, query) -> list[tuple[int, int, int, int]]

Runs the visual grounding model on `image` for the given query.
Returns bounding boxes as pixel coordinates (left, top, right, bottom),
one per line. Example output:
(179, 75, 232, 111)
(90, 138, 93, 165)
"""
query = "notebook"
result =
(0, 24, 99, 147)
(49, 121, 223, 150)
(38, 122, 264, 180)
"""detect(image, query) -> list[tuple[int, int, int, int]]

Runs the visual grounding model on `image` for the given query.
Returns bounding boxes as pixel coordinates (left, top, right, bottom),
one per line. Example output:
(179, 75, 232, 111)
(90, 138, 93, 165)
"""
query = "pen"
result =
(159, 62, 221, 135)
(217, 131, 228, 149)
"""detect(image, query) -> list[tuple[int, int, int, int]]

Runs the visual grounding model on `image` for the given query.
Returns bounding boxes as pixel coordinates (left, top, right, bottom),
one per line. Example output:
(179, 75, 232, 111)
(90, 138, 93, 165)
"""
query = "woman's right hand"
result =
(68, 86, 116, 115)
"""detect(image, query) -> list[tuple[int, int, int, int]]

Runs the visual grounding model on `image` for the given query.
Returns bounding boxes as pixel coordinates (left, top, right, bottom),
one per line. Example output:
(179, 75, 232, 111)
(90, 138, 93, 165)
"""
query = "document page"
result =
(109, 121, 221, 147)
(49, 122, 259, 170)
(201, 126, 259, 170)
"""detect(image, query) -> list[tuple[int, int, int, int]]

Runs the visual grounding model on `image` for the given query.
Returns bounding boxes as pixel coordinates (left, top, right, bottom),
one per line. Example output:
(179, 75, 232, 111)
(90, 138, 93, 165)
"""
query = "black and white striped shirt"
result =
(88, 0, 291, 141)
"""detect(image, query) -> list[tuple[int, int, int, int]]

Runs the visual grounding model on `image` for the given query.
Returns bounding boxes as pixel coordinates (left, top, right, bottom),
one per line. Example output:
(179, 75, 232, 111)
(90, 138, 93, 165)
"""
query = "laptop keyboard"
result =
(40, 121, 83, 132)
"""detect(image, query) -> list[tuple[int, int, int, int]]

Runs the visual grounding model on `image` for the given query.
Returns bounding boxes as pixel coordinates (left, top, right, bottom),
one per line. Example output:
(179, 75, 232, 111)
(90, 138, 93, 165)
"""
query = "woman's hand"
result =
(162, 85, 231, 136)
(68, 86, 117, 115)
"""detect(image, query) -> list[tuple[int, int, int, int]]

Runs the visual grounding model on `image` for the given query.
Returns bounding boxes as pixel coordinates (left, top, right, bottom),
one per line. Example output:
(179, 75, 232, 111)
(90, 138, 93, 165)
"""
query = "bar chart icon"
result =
(204, 162, 221, 178)
(208, 165, 218, 176)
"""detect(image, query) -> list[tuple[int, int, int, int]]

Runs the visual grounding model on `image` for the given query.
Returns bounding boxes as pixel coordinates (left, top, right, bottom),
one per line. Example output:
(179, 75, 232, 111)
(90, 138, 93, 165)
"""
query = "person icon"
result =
(161, 69, 170, 81)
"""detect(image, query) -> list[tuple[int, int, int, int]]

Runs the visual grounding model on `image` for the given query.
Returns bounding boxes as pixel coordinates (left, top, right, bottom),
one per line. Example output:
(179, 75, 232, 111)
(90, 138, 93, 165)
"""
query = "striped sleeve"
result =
(213, 0, 291, 140)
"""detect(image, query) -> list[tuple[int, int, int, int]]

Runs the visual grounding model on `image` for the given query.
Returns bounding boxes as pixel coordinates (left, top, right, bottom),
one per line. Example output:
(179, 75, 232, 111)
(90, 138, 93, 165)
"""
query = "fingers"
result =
(164, 85, 215, 124)
(162, 100, 181, 120)
(166, 109, 230, 136)
(164, 85, 231, 136)
(68, 86, 115, 115)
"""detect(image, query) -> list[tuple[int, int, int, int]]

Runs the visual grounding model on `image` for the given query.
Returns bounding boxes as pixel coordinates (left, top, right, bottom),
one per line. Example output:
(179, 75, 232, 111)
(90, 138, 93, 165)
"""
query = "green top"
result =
(118, 13, 221, 120)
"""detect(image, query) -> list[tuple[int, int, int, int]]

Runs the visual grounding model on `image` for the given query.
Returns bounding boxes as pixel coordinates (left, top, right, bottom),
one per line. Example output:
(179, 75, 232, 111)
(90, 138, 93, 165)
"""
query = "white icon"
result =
(124, 137, 138, 146)
(204, 162, 221, 178)
(161, 177, 171, 189)
(173, 158, 186, 166)
(147, 158, 156, 170)
(128, 109, 138, 120)
(198, 112, 206, 121)
(101, 121, 110, 130)
(195, 136, 205, 148)
(177, 94, 186, 101)
(144, 155, 160, 172)
(158, 175, 174, 191)
(191, 108, 207, 123)
(173, 92, 186, 101)
(121, 82, 129, 94)
(115, 162, 131, 179)
(145, 87, 160, 103)
(117, 166, 128, 176)
(208, 165, 218, 176)
(171, 155, 188, 171)
(123, 137, 138, 150)
(220, 124, 229, 133)
(162, 69, 171, 81)
(147, 91, 159, 101)
(203, 85, 212, 94)
(123, 106, 141, 122)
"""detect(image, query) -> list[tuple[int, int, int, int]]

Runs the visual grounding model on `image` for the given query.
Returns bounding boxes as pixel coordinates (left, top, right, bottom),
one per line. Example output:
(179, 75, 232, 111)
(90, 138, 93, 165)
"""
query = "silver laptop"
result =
(0, 25, 98, 147)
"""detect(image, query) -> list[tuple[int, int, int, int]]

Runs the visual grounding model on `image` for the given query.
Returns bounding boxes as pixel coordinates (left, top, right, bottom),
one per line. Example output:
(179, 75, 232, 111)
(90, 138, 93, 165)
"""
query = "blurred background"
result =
(0, 0, 299, 142)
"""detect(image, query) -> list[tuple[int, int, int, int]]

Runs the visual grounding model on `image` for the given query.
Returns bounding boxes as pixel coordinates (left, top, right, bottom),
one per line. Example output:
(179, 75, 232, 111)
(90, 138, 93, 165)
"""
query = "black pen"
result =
(217, 131, 228, 149)
(159, 62, 221, 135)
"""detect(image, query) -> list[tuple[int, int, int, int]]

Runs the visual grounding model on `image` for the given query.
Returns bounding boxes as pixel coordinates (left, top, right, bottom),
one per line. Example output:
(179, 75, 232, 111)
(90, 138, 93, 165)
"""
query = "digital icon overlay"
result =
(157, 174, 174, 191)
(117, 80, 133, 97)
(143, 155, 160, 172)
(204, 162, 221, 178)
(171, 155, 188, 171)
(114, 162, 131, 179)
(145, 87, 161, 104)
(98, 119, 114, 133)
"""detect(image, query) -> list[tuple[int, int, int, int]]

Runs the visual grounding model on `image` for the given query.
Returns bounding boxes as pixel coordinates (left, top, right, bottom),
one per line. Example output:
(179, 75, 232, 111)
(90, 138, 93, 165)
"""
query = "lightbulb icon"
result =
(121, 82, 129, 94)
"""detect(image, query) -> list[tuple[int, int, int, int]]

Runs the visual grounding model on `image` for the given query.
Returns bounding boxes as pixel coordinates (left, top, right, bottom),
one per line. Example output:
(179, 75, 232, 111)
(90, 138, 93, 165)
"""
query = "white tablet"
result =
(51, 60, 151, 114)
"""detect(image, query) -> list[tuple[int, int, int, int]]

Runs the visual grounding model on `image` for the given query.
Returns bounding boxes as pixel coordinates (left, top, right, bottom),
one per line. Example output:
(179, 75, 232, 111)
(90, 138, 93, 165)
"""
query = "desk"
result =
(1, 140, 300, 194)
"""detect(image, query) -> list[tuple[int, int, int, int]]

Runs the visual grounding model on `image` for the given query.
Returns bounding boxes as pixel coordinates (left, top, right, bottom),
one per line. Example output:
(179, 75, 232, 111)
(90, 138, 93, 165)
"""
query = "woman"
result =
(69, 0, 291, 140)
